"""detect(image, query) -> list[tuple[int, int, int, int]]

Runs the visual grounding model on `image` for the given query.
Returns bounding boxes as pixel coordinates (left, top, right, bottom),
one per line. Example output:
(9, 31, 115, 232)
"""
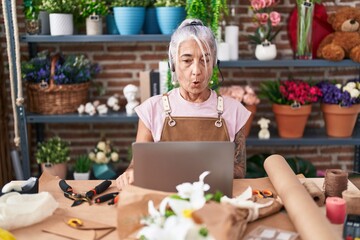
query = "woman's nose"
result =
(191, 62, 201, 75)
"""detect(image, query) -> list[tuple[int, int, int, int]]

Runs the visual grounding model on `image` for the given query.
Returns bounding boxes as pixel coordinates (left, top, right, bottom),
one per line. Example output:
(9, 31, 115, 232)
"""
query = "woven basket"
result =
(26, 55, 90, 115)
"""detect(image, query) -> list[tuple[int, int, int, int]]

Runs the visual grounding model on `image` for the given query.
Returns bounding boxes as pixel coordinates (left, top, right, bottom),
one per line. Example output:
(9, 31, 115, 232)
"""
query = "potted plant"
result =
(154, 0, 186, 35)
(40, 0, 78, 35)
(143, 0, 161, 34)
(219, 85, 260, 137)
(21, 50, 101, 114)
(73, 155, 92, 180)
(259, 79, 322, 138)
(112, 0, 149, 35)
(79, 0, 108, 35)
(23, 0, 42, 34)
(88, 139, 120, 179)
(36, 136, 70, 179)
(317, 80, 360, 137)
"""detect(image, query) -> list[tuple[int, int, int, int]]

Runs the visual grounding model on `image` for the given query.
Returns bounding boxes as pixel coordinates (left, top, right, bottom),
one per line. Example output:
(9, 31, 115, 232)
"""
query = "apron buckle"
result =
(215, 120, 222, 128)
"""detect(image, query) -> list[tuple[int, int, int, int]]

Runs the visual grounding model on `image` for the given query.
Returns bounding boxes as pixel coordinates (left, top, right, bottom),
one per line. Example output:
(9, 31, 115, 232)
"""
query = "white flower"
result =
(97, 141, 106, 151)
(335, 83, 342, 89)
(95, 151, 107, 164)
(110, 152, 119, 162)
(88, 152, 96, 161)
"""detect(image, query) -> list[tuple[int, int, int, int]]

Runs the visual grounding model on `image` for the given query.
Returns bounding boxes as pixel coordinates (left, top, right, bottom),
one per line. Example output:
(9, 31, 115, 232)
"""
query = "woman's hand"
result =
(116, 168, 134, 190)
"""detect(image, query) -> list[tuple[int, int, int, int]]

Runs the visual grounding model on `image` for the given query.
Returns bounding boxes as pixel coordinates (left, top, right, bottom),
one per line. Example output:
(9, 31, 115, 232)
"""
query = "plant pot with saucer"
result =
(73, 155, 92, 180)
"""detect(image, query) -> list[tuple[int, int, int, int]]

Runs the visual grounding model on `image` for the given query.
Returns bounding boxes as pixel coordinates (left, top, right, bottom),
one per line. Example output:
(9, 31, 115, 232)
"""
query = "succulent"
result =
(74, 155, 92, 173)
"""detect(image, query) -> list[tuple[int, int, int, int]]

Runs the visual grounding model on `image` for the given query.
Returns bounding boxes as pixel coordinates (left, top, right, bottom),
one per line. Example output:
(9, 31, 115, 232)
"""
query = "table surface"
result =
(10, 174, 359, 240)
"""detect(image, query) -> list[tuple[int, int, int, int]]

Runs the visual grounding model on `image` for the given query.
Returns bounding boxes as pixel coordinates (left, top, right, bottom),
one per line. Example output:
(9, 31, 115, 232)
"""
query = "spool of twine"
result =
(302, 180, 325, 207)
(342, 190, 360, 215)
(323, 169, 348, 198)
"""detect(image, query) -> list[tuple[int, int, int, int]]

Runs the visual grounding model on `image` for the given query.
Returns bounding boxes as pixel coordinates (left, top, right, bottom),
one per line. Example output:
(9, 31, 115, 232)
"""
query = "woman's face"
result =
(175, 39, 213, 99)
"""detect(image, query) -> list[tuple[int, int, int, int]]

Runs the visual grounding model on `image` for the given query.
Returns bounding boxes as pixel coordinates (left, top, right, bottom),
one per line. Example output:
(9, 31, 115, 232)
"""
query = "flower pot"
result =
(244, 104, 257, 137)
(255, 43, 277, 61)
(321, 104, 360, 137)
(143, 7, 161, 34)
(272, 104, 312, 138)
(25, 19, 41, 35)
(93, 163, 116, 180)
(49, 13, 74, 36)
(41, 162, 67, 179)
(156, 7, 186, 35)
(73, 171, 90, 180)
(38, 11, 50, 35)
(86, 14, 103, 35)
(113, 7, 145, 35)
(106, 14, 119, 35)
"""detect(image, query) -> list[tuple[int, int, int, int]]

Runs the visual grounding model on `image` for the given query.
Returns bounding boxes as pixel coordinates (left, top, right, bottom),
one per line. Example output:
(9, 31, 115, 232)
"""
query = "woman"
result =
(116, 19, 250, 190)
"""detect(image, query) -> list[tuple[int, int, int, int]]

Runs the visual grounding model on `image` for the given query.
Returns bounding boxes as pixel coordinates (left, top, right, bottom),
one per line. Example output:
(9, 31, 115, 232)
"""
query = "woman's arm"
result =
(234, 128, 246, 178)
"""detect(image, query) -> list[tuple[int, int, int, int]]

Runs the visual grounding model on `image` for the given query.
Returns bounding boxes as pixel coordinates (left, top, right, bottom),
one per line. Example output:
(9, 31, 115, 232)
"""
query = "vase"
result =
(41, 162, 67, 179)
(244, 104, 257, 137)
(321, 104, 360, 137)
(296, 1, 314, 59)
(49, 13, 74, 36)
(272, 104, 312, 138)
(73, 171, 90, 180)
(156, 7, 186, 35)
(255, 42, 277, 61)
(86, 14, 103, 35)
(225, 25, 239, 60)
(93, 163, 116, 180)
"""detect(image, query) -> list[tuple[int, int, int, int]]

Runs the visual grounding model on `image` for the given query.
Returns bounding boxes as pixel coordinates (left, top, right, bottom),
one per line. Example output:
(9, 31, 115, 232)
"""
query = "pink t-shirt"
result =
(135, 88, 251, 142)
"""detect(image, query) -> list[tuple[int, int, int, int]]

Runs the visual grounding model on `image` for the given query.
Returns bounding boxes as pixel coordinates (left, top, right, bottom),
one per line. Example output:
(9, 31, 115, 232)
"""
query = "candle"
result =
(217, 42, 230, 61)
(326, 197, 346, 224)
(225, 26, 239, 60)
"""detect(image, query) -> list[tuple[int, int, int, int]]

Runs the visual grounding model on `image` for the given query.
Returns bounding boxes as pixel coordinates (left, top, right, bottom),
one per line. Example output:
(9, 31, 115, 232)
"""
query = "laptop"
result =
(132, 141, 234, 197)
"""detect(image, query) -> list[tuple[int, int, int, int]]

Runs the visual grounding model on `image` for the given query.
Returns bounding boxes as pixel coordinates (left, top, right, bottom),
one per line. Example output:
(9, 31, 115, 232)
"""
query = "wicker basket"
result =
(26, 55, 90, 115)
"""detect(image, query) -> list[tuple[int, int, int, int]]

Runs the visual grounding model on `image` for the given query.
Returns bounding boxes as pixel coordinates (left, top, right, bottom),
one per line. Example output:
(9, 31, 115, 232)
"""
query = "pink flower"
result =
(269, 11, 281, 26)
(256, 13, 269, 25)
(251, 0, 267, 10)
(220, 85, 260, 105)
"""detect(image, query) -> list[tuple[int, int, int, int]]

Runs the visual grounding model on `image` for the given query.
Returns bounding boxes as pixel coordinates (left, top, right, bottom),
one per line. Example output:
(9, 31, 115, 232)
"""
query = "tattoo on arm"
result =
(234, 128, 246, 178)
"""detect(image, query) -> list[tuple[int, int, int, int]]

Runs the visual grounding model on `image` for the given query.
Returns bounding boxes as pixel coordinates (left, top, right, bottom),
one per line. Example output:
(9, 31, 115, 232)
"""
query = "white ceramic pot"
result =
(86, 15, 103, 35)
(73, 171, 90, 180)
(255, 43, 277, 61)
(49, 13, 74, 36)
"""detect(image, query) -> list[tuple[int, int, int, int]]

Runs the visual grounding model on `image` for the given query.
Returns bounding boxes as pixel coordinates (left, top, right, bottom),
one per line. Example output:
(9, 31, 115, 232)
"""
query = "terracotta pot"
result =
(321, 104, 360, 137)
(41, 162, 67, 179)
(244, 104, 257, 137)
(272, 104, 312, 138)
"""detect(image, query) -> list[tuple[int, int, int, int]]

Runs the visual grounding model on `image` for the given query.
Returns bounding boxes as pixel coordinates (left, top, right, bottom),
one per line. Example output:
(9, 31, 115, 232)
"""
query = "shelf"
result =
(20, 34, 171, 43)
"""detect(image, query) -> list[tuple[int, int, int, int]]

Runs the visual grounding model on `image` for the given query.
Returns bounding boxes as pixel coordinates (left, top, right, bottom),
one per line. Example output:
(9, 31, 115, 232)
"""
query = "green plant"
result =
(154, 0, 186, 7)
(40, 0, 78, 14)
(112, 0, 150, 7)
(246, 153, 317, 178)
(79, 0, 108, 18)
(74, 155, 92, 173)
(36, 136, 70, 165)
(23, 0, 42, 20)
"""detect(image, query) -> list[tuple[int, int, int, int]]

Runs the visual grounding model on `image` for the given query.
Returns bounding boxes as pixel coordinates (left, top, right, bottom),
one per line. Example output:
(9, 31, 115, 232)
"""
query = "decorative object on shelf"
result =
(288, 3, 333, 59)
(143, 0, 161, 34)
(36, 136, 70, 179)
(155, 0, 186, 35)
(112, 0, 147, 35)
(22, 51, 101, 114)
(107, 94, 120, 111)
(219, 85, 260, 137)
(38, 11, 50, 35)
(88, 139, 119, 179)
(259, 79, 322, 138)
(255, 40, 277, 61)
(248, 0, 281, 58)
(40, 0, 77, 36)
(317, 80, 360, 137)
(225, 6, 238, 60)
(257, 117, 270, 139)
(316, 7, 360, 63)
(79, 0, 108, 35)
(105, 0, 119, 34)
(73, 155, 92, 180)
(123, 84, 140, 115)
(23, 0, 42, 35)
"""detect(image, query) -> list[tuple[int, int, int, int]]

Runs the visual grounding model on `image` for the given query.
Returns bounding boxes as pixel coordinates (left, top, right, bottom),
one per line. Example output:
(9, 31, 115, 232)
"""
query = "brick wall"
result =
(1, 0, 359, 176)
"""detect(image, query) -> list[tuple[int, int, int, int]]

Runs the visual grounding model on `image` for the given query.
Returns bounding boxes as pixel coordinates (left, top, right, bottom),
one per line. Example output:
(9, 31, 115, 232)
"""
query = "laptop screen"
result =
(132, 141, 234, 197)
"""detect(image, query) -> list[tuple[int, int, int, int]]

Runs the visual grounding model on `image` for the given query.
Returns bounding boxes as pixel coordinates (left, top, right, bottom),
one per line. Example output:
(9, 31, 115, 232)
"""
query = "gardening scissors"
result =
(59, 179, 112, 207)
(252, 189, 273, 198)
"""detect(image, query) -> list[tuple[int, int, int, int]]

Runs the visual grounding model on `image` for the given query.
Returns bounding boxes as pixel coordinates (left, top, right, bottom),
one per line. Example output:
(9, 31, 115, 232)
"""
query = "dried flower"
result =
(248, 0, 282, 44)
(88, 140, 119, 164)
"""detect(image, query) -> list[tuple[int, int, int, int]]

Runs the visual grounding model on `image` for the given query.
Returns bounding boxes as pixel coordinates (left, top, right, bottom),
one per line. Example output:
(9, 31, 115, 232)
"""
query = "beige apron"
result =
(160, 94, 230, 141)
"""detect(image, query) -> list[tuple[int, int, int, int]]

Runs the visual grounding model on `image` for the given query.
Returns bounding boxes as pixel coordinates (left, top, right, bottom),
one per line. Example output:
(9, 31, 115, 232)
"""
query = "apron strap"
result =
(215, 95, 224, 128)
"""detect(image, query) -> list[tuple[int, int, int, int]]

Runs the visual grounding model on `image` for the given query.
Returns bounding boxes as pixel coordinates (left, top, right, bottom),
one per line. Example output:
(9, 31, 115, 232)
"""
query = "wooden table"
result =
(10, 173, 359, 240)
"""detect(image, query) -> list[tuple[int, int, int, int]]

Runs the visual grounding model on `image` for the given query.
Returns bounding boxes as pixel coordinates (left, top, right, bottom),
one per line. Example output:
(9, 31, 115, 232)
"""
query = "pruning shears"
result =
(252, 189, 274, 198)
(59, 179, 112, 207)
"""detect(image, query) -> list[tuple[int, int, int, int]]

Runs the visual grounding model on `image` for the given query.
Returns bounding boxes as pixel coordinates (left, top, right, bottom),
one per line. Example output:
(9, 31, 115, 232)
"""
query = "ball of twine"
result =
(323, 169, 348, 198)
(342, 190, 360, 215)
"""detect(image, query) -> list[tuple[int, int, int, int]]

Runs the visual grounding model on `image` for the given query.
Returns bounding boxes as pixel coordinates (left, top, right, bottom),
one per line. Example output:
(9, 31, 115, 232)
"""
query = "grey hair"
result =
(168, 19, 217, 78)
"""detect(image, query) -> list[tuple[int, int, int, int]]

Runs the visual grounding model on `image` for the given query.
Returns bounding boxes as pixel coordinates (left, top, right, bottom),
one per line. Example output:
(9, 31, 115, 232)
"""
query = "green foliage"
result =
(154, 0, 186, 7)
(79, 0, 109, 18)
(74, 155, 92, 173)
(258, 79, 287, 104)
(111, 0, 150, 7)
(246, 153, 317, 178)
(23, 0, 42, 19)
(36, 136, 70, 164)
(41, 0, 79, 14)
(185, 0, 228, 36)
